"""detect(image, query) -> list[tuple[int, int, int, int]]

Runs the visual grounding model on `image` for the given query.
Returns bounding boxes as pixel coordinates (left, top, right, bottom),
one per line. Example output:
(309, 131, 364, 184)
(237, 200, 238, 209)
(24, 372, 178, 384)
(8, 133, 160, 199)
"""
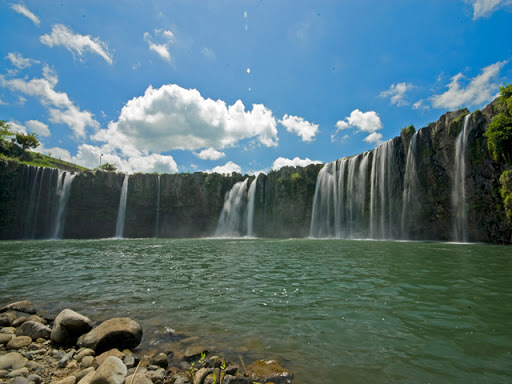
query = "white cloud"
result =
(272, 157, 322, 171)
(469, 0, 512, 19)
(7, 121, 26, 134)
(92, 84, 278, 157)
(0, 66, 99, 137)
(364, 132, 383, 145)
(206, 161, 241, 175)
(6, 52, 39, 70)
(11, 4, 40, 26)
(380, 82, 413, 106)
(195, 147, 226, 160)
(201, 47, 216, 61)
(332, 109, 383, 145)
(412, 99, 429, 110)
(25, 120, 50, 137)
(431, 60, 507, 109)
(40, 24, 113, 64)
(279, 114, 319, 142)
(34, 143, 72, 161)
(0, 98, 6, 105)
(144, 30, 175, 62)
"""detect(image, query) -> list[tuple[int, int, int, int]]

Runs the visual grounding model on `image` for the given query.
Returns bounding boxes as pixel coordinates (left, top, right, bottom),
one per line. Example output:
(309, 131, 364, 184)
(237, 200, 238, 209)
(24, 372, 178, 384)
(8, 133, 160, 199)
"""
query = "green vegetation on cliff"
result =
(485, 83, 512, 164)
(500, 170, 512, 222)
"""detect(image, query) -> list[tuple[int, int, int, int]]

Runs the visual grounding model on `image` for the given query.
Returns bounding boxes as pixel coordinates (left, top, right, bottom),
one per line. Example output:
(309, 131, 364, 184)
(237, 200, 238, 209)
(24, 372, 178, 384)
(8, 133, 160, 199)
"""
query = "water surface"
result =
(0, 238, 511, 383)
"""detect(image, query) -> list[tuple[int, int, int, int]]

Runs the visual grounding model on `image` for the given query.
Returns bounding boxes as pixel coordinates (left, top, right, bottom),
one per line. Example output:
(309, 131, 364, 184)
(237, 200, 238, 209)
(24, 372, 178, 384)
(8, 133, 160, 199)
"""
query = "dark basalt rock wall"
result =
(0, 99, 510, 243)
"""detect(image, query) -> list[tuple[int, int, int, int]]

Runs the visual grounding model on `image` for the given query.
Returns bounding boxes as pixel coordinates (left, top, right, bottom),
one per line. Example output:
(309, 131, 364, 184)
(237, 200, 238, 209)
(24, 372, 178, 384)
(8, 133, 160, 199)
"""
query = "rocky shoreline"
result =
(0, 300, 293, 384)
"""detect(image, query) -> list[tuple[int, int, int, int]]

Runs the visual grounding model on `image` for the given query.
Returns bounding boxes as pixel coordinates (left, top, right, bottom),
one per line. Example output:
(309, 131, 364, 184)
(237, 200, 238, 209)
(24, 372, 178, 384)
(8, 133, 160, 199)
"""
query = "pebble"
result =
(54, 376, 77, 384)
(6, 336, 32, 350)
(6, 367, 29, 377)
(81, 355, 94, 368)
(0, 334, 15, 345)
(75, 366, 95, 382)
(0, 352, 27, 370)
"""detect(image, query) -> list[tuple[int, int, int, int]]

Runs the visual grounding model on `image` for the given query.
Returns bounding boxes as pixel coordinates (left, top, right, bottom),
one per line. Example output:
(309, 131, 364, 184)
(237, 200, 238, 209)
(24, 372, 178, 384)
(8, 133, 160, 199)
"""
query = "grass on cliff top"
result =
(0, 150, 88, 172)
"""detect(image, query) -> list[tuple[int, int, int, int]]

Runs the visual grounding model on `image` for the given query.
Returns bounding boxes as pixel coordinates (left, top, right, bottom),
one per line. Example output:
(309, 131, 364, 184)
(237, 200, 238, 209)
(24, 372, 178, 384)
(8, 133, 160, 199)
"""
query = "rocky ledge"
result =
(0, 300, 293, 384)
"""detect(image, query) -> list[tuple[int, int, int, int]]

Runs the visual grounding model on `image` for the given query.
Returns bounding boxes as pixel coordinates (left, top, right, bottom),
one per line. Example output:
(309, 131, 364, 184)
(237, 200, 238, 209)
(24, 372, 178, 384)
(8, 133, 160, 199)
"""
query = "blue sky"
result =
(1, 0, 511, 174)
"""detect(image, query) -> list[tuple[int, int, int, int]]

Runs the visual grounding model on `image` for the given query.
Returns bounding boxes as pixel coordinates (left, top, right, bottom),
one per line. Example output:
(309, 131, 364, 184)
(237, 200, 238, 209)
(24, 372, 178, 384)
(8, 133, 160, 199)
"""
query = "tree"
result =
(99, 162, 117, 172)
(15, 132, 40, 150)
(0, 120, 13, 141)
(484, 83, 512, 164)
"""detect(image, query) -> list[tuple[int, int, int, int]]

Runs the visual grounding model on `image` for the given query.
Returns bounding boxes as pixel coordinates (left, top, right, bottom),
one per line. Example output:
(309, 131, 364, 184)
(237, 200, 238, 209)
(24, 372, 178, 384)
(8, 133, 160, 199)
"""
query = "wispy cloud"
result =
(380, 82, 414, 106)
(11, 4, 40, 26)
(5, 52, 39, 70)
(144, 29, 175, 62)
(40, 24, 113, 64)
(469, 0, 512, 19)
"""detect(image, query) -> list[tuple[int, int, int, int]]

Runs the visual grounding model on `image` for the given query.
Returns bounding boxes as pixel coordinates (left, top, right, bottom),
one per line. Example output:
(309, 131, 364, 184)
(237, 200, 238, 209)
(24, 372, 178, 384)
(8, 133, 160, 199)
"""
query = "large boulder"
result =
(52, 309, 93, 345)
(0, 301, 37, 315)
(78, 318, 142, 353)
(247, 360, 293, 384)
(90, 356, 127, 384)
(16, 321, 51, 340)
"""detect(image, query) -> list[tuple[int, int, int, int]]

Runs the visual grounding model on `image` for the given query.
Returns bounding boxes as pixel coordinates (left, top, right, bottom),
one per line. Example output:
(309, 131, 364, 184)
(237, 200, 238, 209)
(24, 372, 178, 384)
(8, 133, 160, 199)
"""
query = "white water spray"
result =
(247, 177, 257, 237)
(52, 171, 76, 239)
(155, 175, 160, 238)
(115, 174, 129, 238)
(216, 179, 249, 237)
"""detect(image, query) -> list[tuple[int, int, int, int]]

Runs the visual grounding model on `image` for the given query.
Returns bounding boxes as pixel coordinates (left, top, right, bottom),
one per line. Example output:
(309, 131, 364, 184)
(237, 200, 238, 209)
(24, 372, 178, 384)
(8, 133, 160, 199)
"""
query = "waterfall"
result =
(155, 175, 160, 238)
(24, 166, 41, 238)
(115, 174, 129, 238)
(31, 167, 46, 238)
(247, 177, 257, 237)
(452, 114, 472, 242)
(401, 132, 419, 238)
(216, 179, 249, 237)
(52, 171, 76, 239)
(369, 141, 395, 239)
(310, 152, 370, 238)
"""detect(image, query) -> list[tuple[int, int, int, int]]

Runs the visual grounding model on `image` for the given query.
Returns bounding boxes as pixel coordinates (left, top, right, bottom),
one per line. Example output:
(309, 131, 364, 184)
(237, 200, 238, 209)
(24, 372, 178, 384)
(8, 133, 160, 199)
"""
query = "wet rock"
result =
(16, 321, 51, 340)
(123, 354, 135, 369)
(146, 367, 165, 382)
(74, 348, 95, 363)
(0, 352, 28, 370)
(95, 349, 125, 366)
(81, 356, 95, 368)
(26, 315, 47, 325)
(77, 371, 95, 384)
(0, 333, 15, 345)
(124, 372, 153, 384)
(184, 345, 208, 361)
(75, 367, 95, 382)
(220, 375, 251, 384)
(0, 301, 37, 315)
(52, 309, 93, 345)
(0, 311, 17, 327)
(194, 367, 209, 384)
(150, 353, 168, 369)
(27, 374, 42, 384)
(78, 318, 142, 353)
(6, 336, 32, 350)
(54, 377, 76, 384)
(90, 356, 127, 384)
(225, 364, 238, 375)
(247, 360, 293, 383)
(173, 375, 190, 384)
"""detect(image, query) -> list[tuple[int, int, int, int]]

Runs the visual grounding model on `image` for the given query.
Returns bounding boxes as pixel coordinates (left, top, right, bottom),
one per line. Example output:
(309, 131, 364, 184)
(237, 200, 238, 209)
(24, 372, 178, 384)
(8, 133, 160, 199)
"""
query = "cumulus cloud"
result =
(144, 29, 175, 62)
(272, 157, 322, 171)
(206, 161, 241, 175)
(279, 114, 319, 142)
(6, 52, 39, 70)
(431, 60, 507, 109)
(34, 143, 72, 161)
(40, 24, 113, 64)
(0, 66, 99, 137)
(11, 4, 40, 26)
(25, 120, 50, 137)
(364, 132, 383, 144)
(195, 147, 226, 160)
(469, 0, 512, 19)
(92, 84, 278, 157)
(7, 121, 26, 134)
(332, 109, 383, 145)
(380, 82, 413, 106)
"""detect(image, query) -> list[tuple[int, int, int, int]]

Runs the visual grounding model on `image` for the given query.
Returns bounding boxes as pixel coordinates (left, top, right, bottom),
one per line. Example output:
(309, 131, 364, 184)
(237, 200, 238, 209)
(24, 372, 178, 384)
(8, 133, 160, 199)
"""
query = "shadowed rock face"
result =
(0, 99, 510, 243)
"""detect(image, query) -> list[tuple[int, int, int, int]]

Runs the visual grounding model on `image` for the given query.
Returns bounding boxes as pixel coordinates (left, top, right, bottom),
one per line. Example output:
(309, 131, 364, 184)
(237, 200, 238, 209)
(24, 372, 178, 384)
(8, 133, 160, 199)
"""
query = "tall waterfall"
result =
(52, 171, 76, 239)
(216, 179, 250, 237)
(115, 174, 129, 238)
(155, 175, 160, 238)
(247, 177, 257, 237)
(452, 114, 472, 242)
(24, 167, 41, 238)
(310, 152, 370, 238)
(401, 132, 419, 238)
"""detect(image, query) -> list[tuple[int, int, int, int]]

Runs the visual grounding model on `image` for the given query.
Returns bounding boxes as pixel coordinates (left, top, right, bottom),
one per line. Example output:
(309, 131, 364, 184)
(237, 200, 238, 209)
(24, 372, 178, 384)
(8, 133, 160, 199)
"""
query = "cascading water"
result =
(52, 171, 76, 239)
(24, 166, 41, 238)
(369, 140, 395, 239)
(401, 132, 419, 238)
(247, 177, 257, 237)
(310, 152, 370, 238)
(452, 114, 472, 242)
(115, 174, 129, 238)
(216, 179, 249, 237)
(155, 175, 160, 238)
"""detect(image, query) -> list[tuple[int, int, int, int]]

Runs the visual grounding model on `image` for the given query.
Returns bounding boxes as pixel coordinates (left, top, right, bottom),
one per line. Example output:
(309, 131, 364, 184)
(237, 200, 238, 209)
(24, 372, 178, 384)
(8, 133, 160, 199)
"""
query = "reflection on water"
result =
(0, 238, 511, 384)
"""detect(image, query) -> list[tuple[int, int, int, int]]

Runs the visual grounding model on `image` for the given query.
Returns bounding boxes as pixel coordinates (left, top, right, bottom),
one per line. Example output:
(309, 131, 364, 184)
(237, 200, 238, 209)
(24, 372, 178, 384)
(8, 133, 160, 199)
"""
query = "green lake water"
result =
(0, 238, 511, 383)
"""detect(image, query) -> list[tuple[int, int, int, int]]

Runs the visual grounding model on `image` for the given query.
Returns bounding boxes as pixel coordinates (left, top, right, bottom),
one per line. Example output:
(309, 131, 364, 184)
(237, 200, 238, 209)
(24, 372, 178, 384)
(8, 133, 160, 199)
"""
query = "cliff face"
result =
(0, 99, 510, 243)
